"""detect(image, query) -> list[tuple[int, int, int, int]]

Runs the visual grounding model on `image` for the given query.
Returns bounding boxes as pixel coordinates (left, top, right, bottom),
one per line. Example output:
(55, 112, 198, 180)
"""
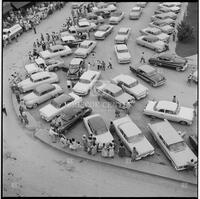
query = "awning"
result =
(11, 2, 31, 9)
(3, 3, 13, 15)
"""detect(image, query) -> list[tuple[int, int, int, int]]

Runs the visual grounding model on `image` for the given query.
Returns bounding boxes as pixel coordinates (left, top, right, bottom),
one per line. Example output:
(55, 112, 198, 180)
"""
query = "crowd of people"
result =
(3, 2, 66, 47)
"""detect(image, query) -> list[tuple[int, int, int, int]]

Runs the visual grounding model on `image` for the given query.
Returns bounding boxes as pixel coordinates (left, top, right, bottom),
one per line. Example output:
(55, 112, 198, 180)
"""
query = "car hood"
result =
(154, 40, 165, 47)
(95, 131, 113, 144)
(118, 52, 131, 59)
(94, 31, 105, 37)
(157, 33, 169, 40)
(40, 50, 51, 57)
(75, 48, 87, 55)
(18, 78, 32, 88)
(23, 92, 37, 102)
(109, 16, 119, 21)
(150, 73, 165, 82)
(130, 12, 140, 17)
(130, 137, 154, 156)
(73, 82, 89, 93)
(161, 25, 174, 32)
(25, 63, 41, 74)
(170, 147, 197, 168)
(116, 93, 134, 105)
(178, 107, 194, 121)
(115, 35, 126, 41)
(129, 84, 148, 95)
(173, 57, 187, 65)
(40, 104, 58, 118)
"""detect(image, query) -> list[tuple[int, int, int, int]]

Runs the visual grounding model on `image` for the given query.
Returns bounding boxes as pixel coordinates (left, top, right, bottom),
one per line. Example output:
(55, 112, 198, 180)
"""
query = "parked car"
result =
(151, 12, 177, 21)
(75, 18, 97, 32)
(56, 106, 93, 134)
(149, 22, 174, 35)
(87, 13, 104, 24)
(129, 64, 166, 87)
(3, 24, 23, 41)
(149, 18, 175, 29)
(148, 119, 197, 171)
(96, 82, 135, 109)
(66, 58, 85, 80)
(190, 70, 198, 83)
(73, 70, 101, 96)
(154, 6, 172, 15)
(94, 24, 113, 40)
(111, 74, 149, 100)
(144, 100, 195, 125)
(136, 35, 169, 53)
(114, 44, 131, 64)
(71, 2, 84, 9)
(22, 83, 63, 109)
(189, 135, 198, 154)
(94, 10, 111, 19)
(60, 32, 82, 48)
(113, 115, 154, 159)
(92, 2, 117, 14)
(140, 27, 170, 43)
(129, 6, 142, 20)
(157, 5, 180, 14)
(18, 71, 59, 93)
(109, 11, 125, 24)
(114, 27, 131, 44)
(148, 53, 188, 71)
(39, 45, 72, 60)
(74, 40, 97, 58)
(39, 93, 82, 122)
(83, 114, 114, 149)
(160, 2, 181, 8)
(136, 2, 148, 8)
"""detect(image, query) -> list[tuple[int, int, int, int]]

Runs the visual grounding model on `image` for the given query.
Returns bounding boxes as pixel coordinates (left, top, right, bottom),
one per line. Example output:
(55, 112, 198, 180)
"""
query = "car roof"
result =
(116, 44, 128, 51)
(159, 53, 174, 59)
(151, 120, 183, 145)
(61, 106, 84, 120)
(132, 6, 141, 11)
(106, 83, 122, 93)
(81, 40, 93, 46)
(145, 27, 160, 32)
(70, 58, 83, 65)
(34, 83, 54, 93)
(143, 35, 159, 41)
(52, 94, 73, 105)
(80, 70, 97, 80)
(116, 74, 136, 84)
(156, 100, 178, 112)
(118, 27, 129, 33)
(119, 121, 141, 137)
(139, 64, 155, 73)
(31, 71, 50, 80)
(49, 45, 64, 51)
(88, 115, 107, 132)
(98, 24, 110, 30)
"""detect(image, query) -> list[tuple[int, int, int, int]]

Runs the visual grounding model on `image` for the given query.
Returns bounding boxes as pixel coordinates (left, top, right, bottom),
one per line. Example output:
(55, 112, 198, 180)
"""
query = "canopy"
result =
(11, 2, 31, 9)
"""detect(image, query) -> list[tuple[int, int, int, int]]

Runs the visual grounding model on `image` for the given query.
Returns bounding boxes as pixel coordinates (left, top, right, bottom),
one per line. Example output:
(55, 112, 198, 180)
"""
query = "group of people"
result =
(3, 2, 66, 47)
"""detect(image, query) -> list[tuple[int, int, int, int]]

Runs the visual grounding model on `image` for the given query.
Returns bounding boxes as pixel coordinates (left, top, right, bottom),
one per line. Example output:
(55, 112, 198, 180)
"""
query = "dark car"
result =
(94, 10, 111, 19)
(129, 64, 166, 87)
(66, 58, 85, 80)
(56, 106, 92, 134)
(189, 135, 198, 154)
(148, 53, 188, 71)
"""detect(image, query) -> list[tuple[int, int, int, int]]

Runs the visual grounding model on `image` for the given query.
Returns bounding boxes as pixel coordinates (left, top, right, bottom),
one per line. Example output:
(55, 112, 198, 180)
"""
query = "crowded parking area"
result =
(3, 1, 198, 197)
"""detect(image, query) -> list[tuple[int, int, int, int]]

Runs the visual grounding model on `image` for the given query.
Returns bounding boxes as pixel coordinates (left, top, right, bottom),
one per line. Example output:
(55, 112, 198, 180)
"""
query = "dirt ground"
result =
(2, 2, 198, 197)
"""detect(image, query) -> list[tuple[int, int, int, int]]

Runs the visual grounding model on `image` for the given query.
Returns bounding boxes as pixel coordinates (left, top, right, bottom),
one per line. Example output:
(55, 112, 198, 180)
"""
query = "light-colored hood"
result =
(109, 16, 119, 21)
(129, 84, 148, 96)
(154, 40, 166, 48)
(118, 52, 131, 60)
(73, 82, 89, 93)
(178, 107, 194, 122)
(94, 31, 105, 37)
(116, 93, 134, 105)
(39, 104, 58, 118)
(95, 131, 113, 144)
(18, 78, 32, 88)
(115, 35, 126, 41)
(157, 33, 170, 41)
(75, 48, 87, 55)
(23, 92, 37, 102)
(25, 63, 41, 74)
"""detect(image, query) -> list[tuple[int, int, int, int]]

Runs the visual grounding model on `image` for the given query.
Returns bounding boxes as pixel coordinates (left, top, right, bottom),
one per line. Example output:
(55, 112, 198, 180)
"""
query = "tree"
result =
(177, 20, 195, 42)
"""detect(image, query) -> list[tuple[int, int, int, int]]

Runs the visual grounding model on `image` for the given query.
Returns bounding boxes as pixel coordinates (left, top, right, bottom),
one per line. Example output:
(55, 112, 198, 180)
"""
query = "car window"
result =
(43, 76, 50, 81)
(60, 102, 66, 108)
(34, 78, 42, 83)
(158, 109, 165, 113)
(165, 110, 174, 114)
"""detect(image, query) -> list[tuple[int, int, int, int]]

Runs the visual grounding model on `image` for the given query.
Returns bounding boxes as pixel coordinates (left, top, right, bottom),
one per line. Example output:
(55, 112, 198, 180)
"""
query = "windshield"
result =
(114, 89, 123, 97)
(79, 78, 90, 84)
(88, 117, 108, 135)
(128, 80, 138, 88)
(80, 44, 89, 49)
(127, 133, 143, 143)
(33, 90, 40, 96)
(51, 100, 60, 108)
(118, 31, 127, 35)
(147, 69, 157, 76)
(169, 141, 186, 152)
(118, 48, 128, 53)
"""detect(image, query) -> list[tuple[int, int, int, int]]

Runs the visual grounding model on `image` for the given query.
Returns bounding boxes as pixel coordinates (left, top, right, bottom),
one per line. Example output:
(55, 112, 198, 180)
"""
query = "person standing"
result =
(172, 30, 176, 42)
(40, 33, 44, 41)
(172, 95, 177, 103)
(140, 52, 145, 63)
(87, 62, 91, 70)
(32, 23, 37, 34)
(101, 143, 108, 157)
(15, 90, 21, 104)
(118, 143, 126, 157)
(115, 109, 120, 118)
(101, 60, 106, 71)
(107, 58, 113, 69)
(2, 104, 7, 116)
(108, 143, 114, 158)
(109, 121, 115, 135)
(125, 100, 132, 115)
(22, 112, 29, 125)
(131, 147, 139, 162)
(82, 134, 88, 152)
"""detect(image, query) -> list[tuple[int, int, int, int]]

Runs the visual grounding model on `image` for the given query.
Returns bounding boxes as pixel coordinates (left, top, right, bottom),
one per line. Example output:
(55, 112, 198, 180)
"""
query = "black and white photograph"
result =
(2, 1, 198, 197)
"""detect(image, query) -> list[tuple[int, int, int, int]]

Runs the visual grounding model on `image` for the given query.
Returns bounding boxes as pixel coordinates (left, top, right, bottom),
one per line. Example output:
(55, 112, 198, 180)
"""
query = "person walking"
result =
(131, 147, 139, 162)
(36, 39, 41, 48)
(2, 104, 7, 116)
(87, 62, 91, 70)
(40, 33, 44, 41)
(22, 112, 29, 125)
(118, 143, 126, 157)
(172, 30, 176, 42)
(101, 60, 106, 71)
(140, 52, 145, 63)
(33, 41, 37, 49)
(115, 109, 120, 118)
(32, 24, 37, 34)
(82, 134, 88, 152)
(28, 51, 33, 61)
(107, 58, 113, 69)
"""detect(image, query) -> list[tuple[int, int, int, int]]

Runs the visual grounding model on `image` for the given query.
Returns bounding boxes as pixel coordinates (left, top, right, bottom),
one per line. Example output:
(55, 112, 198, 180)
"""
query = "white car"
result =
(113, 115, 154, 160)
(94, 24, 114, 40)
(149, 21, 174, 35)
(157, 5, 181, 14)
(17, 71, 59, 93)
(149, 18, 175, 29)
(136, 35, 169, 53)
(74, 40, 97, 58)
(109, 11, 125, 24)
(136, 2, 148, 8)
(39, 93, 82, 122)
(92, 3, 117, 13)
(114, 44, 131, 64)
(39, 45, 72, 60)
(191, 70, 198, 83)
(83, 114, 114, 148)
(129, 6, 142, 19)
(144, 100, 195, 125)
(160, 2, 181, 8)
(140, 27, 170, 43)
(114, 27, 131, 44)
(96, 83, 135, 109)
(148, 119, 197, 171)
(75, 18, 97, 32)
(22, 83, 63, 109)
(151, 12, 177, 21)
(111, 74, 148, 100)
(72, 70, 101, 96)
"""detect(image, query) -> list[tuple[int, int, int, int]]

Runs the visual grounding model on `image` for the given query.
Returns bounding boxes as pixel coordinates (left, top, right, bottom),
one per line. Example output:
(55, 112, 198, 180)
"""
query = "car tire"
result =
(179, 121, 188, 125)
(87, 90, 90, 95)
(53, 67, 59, 72)
(176, 67, 181, 72)
(33, 103, 38, 109)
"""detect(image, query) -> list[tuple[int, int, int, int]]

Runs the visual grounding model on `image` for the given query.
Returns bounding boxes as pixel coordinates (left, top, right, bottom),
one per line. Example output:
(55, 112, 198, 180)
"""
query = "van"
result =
(3, 24, 23, 40)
